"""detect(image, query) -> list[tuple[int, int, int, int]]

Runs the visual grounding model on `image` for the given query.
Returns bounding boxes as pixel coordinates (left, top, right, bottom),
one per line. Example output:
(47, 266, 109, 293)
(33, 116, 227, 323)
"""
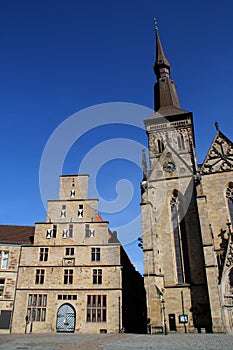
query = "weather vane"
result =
(154, 17, 158, 32)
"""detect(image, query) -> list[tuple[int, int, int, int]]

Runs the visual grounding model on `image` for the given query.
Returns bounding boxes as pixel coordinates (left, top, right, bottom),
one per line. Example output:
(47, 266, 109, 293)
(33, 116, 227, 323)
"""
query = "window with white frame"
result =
(0, 251, 9, 269)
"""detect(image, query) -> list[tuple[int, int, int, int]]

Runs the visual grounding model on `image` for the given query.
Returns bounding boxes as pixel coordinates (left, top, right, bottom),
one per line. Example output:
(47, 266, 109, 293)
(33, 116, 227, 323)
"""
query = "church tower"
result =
(141, 23, 213, 333)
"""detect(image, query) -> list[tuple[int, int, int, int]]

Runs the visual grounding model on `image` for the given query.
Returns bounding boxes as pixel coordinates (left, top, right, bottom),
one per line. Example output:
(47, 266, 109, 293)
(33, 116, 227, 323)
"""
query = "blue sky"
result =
(1, 0, 233, 273)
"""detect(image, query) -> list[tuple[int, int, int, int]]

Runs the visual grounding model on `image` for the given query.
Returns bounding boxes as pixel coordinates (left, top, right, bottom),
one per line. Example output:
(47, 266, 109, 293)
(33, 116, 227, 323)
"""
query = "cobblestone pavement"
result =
(0, 333, 232, 350)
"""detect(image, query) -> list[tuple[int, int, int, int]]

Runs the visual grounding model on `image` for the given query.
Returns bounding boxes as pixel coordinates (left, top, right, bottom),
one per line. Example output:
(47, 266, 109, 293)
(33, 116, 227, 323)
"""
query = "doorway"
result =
(168, 314, 176, 331)
(56, 303, 76, 333)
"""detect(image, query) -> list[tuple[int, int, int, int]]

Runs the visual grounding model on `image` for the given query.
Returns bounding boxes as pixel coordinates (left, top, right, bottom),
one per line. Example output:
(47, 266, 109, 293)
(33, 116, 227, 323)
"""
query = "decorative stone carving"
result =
(201, 132, 233, 174)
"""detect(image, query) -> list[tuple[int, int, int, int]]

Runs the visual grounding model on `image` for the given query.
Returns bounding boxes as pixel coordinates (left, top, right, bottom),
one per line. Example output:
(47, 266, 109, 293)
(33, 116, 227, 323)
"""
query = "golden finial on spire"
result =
(154, 17, 158, 32)
(215, 121, 219, 131)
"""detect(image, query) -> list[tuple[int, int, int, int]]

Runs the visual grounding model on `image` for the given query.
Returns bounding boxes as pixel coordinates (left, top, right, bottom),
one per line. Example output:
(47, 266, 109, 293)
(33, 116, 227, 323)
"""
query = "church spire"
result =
(153, 19, 170, 79)
(153, 19, 181, 113)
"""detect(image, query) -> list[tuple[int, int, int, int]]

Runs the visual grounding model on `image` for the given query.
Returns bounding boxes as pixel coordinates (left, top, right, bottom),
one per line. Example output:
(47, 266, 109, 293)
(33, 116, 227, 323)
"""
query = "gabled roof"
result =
(0, 225, 35, 244)
(201, 130, 233, 175)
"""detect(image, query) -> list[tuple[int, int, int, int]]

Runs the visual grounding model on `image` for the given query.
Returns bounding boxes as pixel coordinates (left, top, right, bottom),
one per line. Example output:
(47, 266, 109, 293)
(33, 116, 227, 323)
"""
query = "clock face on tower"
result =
(163, 161, 176, 172)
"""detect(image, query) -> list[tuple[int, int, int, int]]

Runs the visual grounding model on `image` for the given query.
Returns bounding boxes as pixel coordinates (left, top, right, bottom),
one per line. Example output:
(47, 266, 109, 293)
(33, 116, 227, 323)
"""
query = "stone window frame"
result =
(63, 269, 74, 285)
(61, 205, 66, 218)
(57, 294, 77, 300)
(27, 294, 47, 322)
(65, 247, 74, 256)
(92, 269, 102, 285)
(0, 251, 9, 269)
(91, 247, 101, 262)
(86, 295, 107, 322)
(68, 223, 73, 238)
(78, 204, 84, 218)
(35, 269, 45, 285)
(39, 248, 49, 262)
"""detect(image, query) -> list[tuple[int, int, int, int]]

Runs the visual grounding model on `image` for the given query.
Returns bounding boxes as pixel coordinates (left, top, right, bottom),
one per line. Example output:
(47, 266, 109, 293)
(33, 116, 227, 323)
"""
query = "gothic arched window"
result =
(158, 139, 164, 153)
(171, 190, 191, 285)
(177, 134, 185, 150)
(226, 182, 233, 225)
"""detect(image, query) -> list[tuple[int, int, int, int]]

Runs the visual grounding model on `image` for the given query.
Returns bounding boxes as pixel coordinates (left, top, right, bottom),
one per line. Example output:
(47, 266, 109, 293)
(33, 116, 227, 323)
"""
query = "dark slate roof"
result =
(0, 225, 35, 244)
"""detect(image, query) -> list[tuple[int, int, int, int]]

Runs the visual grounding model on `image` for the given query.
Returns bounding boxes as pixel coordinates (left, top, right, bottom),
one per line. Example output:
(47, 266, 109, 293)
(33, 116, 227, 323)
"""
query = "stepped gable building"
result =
(0, 174, 146, 334)
(141, 26, 233, 333)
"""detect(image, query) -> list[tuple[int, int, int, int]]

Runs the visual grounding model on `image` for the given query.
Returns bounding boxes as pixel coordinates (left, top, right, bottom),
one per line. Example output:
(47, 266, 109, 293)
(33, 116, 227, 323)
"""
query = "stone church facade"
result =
(141, 27, 233, 333)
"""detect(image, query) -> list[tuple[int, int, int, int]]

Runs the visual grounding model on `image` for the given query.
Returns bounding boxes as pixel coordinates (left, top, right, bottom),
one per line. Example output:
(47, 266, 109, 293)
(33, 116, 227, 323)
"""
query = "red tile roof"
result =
(0, 225, 35, 244)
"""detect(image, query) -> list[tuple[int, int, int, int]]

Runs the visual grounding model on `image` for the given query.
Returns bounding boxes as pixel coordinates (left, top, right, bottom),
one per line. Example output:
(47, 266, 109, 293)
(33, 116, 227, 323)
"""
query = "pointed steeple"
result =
(153, 19, 183, 114)
(153, 23, 170, 79)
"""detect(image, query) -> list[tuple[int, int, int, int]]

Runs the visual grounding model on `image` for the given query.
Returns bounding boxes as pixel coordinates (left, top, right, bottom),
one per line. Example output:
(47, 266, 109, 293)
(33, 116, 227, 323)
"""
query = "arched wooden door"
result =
(56, 303, 76, 333)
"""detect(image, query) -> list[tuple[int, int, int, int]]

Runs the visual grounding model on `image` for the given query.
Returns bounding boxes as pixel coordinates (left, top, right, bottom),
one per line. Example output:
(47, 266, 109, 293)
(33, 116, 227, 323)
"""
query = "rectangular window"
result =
(91, 247, 100, 262)
(86, 295, 107, 322)
(68, 223, 73, 238)
(61, 205, 66, 218)
(39, 248, 49, 262)
(78, 204, 84, 218)
(0, 251, 9, 269)
(46, 229, 52, 239)
(52, 224, 57, 238)
(47, 225, 57, 238)
(70, 190, 75, 198)
(86, 224, 94, 238)
(64, 269, 73, 284)
(57, 294, 77, 300)
(0, 278, 5, 298)
(27, 294, 47, 322)
(93, 269, 102, 285)
(35, 269, 45, 284)
(65, 247, 74, 256)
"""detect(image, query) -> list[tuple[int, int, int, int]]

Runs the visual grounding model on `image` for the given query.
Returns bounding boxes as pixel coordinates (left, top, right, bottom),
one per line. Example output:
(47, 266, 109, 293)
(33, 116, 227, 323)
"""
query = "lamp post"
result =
(161, 299, 167, 335)
(30, 303, 36, 333)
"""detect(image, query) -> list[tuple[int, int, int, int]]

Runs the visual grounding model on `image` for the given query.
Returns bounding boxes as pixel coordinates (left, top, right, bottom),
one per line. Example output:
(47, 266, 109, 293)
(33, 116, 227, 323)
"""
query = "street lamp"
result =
(30, 302, 36, 333)
(161, 299, 167, 335)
